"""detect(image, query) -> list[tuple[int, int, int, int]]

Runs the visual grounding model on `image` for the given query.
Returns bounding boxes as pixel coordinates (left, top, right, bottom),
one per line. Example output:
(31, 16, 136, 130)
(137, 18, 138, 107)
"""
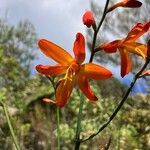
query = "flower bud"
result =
(123, 0, 142, 8)
(82, 11, 95, 28)
(107, 0, 142, 13)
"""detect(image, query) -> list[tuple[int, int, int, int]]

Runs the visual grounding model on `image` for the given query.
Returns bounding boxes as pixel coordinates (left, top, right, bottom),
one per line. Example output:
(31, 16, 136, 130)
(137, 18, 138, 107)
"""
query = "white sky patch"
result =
(0, 0, 105, 45)
(0, 0, 105, 66)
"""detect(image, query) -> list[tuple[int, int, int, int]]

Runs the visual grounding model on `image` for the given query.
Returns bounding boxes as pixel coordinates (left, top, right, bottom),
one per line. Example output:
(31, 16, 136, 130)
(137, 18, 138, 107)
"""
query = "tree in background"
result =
(0, 18, 38, 149)
(0, 18, 56, 149)
(0, 18, 37, 108)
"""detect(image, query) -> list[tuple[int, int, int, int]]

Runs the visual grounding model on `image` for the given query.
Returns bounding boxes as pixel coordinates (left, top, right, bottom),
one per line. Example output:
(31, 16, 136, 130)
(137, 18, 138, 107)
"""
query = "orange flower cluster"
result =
(36, 0, 150, 107)
(100, 21, 150, 77)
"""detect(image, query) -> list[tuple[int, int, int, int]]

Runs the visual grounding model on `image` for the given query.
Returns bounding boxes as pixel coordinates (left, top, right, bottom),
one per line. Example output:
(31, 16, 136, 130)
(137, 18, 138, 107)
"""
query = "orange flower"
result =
(36, 33, 112, 107)
(107, 0, 142, 12)
(100, 20, 150, 77)
(82, 11, 95, 28)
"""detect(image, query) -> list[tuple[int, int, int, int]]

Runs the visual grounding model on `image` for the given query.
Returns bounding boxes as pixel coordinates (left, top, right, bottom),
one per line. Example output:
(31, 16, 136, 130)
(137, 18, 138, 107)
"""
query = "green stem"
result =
(0, 101, 20, 150)
(56, 106, 60, 150)
(46, 76, 60, 149)
(74, 1, 110, 149)
(74, 92, 84, 150)
(89, 0, 110, 63)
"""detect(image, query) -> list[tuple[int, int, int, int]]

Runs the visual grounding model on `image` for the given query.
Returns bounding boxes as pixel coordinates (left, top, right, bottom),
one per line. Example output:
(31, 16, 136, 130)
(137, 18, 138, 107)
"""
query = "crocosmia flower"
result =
(82, 11, 95, 28)
(100, 20, 150, 77)
(107, 0, 142, 12)
(36, 33, 112, 107)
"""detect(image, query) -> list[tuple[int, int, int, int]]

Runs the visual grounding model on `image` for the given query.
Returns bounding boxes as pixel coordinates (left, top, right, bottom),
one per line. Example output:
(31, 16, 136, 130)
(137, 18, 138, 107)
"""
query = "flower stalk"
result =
(74, 92, 84, 150)
(89, 0, 110, 63)
(0, 101, 20, 150)
(74, 0, 111, 149)
(46, 76, 60, 149)
(56, 107, 60, 150)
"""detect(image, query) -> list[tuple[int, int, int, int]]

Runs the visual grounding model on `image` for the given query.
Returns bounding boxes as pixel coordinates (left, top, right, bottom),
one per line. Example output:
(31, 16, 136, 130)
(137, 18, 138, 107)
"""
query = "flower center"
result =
(70, 61, 80, 73)
(63, 61, 80, 82)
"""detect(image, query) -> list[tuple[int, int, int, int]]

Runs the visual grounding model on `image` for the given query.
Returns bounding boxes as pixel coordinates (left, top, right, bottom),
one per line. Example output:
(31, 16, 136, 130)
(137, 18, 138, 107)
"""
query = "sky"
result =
(0, 0, 148, 93)
(0, 0, 91, 48)
(0, 0, 103, 54)
(0, 0, 105, 69)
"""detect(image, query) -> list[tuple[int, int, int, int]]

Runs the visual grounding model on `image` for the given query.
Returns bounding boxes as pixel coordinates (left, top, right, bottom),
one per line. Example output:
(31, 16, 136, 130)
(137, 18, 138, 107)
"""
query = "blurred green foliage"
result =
(0, 18, 37, 109)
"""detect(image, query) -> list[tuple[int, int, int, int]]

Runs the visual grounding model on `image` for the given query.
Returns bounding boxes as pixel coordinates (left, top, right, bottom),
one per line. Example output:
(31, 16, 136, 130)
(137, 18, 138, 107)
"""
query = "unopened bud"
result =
(82, 11, 95, 28)
(107, 0, 142, 13)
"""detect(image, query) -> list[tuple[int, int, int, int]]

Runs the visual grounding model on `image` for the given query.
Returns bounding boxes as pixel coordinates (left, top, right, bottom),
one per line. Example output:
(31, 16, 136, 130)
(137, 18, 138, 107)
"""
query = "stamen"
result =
(135, 47, 146, 59)
(63, 61, 80, 85)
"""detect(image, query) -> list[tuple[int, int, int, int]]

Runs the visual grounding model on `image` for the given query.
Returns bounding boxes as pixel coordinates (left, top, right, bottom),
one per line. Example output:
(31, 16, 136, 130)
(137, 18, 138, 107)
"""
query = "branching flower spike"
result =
(100, 20, 150, 77)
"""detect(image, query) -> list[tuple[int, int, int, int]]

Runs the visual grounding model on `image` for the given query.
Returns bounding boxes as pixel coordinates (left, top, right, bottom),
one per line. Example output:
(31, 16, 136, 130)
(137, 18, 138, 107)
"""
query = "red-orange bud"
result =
(82, 11, 95, 28)
(107, 0, 142, 13)
(123, 0, 142, 8)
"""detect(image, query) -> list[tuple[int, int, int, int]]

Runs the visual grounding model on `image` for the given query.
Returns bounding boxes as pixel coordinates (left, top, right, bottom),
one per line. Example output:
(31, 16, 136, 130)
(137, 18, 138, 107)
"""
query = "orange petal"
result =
(124, 21, 150, 43)
(43, 98, 56, 104)
(80, 63, 112, 80)
(100, 40, 120, 53)
(123, 42, 147, 59)
(73, 33, 85, 64)
(38, 39, 73, 65)
(35, 64, 68, 76)
(55, 78, 74, 107)
(77, 76, 98, 101)
(120, 49, 131, 77)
